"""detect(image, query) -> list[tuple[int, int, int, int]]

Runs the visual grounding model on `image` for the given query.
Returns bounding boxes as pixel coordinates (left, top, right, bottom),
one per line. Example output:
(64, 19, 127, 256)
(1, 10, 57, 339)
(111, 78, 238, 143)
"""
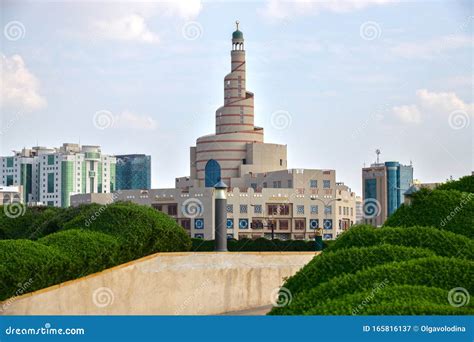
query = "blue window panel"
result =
(323, 233, 333, 240)
(204, 159, 221, 187)
(239, 219, 249, 229)
(194, 218, 204, 229)
(310, 179, 317, 188)
(194, 233, 204, 239)
(323, 219, 333, 230)
(323, 180, 331, 188)
(309, 219, 319, 229)
(226, 219, 234, 229)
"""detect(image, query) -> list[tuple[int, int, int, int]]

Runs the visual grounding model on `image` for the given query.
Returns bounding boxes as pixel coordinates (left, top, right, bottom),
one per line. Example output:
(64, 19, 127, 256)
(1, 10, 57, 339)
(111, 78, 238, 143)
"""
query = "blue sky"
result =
(1, 0, 472, 194)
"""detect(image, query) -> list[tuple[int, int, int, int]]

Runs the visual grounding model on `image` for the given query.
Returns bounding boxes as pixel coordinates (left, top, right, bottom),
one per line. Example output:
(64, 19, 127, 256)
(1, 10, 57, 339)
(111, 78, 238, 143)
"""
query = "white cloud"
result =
(390, 35, 473, 59)
(92, 14, 159, 44)
(0, 54, 47, 111)
(114, 111, 157, 130)
(392, 104, 421, 124)
(391, 89, 473, 124)
(260, 0, 396, 19)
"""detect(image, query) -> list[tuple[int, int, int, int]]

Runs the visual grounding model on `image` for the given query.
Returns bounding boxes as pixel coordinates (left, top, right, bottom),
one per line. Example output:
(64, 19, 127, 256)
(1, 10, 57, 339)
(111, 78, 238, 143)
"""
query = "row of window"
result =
(225, 204, 335, 215)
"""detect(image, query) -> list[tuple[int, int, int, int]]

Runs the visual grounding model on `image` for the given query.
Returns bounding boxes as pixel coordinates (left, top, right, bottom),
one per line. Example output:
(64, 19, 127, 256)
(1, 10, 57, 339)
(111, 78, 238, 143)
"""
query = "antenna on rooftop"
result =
(375, 149, 381, 164)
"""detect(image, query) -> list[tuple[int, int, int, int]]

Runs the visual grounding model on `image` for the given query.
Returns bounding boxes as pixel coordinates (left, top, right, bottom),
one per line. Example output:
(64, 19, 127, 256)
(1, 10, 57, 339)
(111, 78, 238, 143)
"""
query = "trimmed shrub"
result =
(62, 202, 191, 262)
(304, 285, 474, 315)
(327, 225, 474, 260)
(384, 189, 474, 238)
(39, 229, 120, 277)
(436, 175, 474, 193)
(0, 239, 72, 300)
(270, 256, 474, 315)
(282, 245, 435, 297)
(191, 238, 325, 252)
(0, 206, 62, 240)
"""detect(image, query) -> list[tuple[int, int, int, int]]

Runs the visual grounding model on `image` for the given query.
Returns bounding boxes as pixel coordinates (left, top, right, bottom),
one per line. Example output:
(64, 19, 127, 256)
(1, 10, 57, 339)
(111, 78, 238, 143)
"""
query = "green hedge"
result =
(303, 285, 474, 315)
(436, 175, 474, 193)
(191, 237, 329, 252)
(384, 189, 474, 238)
(0, 239, 72, 300)
(0, 206, 62, 240)
(270, 256, 474, 315)
(62, 202, 192, 263)
(327, 225, 474, 259)
(282, 244, 435, 297)
(39, 229, 120, 277)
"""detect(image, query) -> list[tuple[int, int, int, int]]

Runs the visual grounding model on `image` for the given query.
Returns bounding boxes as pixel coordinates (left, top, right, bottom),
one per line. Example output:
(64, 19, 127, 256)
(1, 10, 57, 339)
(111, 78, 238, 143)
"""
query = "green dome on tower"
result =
(232, 30, 243, 39)
(232, 21, 243, 39)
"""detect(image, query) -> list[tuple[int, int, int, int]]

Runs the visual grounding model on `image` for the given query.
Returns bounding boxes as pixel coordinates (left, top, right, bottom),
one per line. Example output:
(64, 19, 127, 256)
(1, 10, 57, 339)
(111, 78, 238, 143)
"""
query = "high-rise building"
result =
(0, 143, 116, 207)
(362, 160, 413, 226)
(115, 154, 151, 190)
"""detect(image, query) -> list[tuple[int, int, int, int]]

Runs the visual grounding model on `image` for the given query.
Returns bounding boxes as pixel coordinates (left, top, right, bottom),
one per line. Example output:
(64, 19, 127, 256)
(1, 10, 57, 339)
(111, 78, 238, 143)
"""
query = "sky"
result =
(1, 0, 473, 195)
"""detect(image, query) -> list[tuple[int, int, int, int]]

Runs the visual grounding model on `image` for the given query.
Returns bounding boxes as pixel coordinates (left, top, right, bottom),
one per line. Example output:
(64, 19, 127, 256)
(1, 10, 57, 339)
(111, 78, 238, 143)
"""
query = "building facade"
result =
(362, 161, 413, 226)
(71, 23, 357, 241)
(115, 154, 151, 190)
(0, 143, 116, 207)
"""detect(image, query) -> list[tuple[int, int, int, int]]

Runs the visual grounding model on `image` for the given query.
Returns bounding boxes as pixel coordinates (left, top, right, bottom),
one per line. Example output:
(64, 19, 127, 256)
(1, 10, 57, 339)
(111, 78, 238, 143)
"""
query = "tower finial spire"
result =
(235, 20, 239, 30)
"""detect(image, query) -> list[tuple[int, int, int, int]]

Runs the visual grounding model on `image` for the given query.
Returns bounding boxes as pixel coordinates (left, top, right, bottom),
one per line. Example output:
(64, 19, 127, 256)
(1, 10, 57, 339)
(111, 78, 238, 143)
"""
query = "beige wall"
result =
(1, 252, 316, 315)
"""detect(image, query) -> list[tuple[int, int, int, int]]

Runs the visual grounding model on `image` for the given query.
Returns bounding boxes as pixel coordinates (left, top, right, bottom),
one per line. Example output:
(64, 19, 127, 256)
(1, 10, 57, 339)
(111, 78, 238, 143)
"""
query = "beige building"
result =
(72, 23, 357, 241)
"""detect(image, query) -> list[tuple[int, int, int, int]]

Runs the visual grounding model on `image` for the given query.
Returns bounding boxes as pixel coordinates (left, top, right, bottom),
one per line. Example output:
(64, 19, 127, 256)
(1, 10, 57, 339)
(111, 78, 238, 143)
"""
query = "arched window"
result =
(205, 159, 221, 187)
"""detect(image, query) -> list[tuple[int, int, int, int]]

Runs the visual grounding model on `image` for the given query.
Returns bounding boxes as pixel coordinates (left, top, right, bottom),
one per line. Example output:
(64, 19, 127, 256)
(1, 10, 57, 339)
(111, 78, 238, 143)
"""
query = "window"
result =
(239, 219, 249, 229)
(240, 204, 248, 214)
(242, 158, 246, 165)
(296, 205, 304, 214)
(48, 155, 55, 165)
(194, 233, 204, 239)
(323, 180, 331, 189)
(279, 219, 289, 230)
(310, 179, 317, 188)
(205, 159, 221, 187)
(323, 219, 333, 230)
(152, 204, 163, 211)
(339, 206, 342, 215)
(263, 182, 267, 188)
(180, 219, 191, 230)
(6, 175, 13, 186)
(295, 219, 305, 230)
(47, 173, 54, 193)
(226, 219, 234, 229)
(325, 205, 332, 214)
(250, 183, 257, 190)
(309, 219, 319, 229)
(273, 181, 282, 188)
(167, 204, 177, 216)
(287, 180, 293, 188)
(226, 204, 233, 213)
(310, 205, 318, 214)
(267, 204, 290, 216)
(280, 159, 283, 166)
(194, 219, 204, 229)
(253, 204, 262, 214)
(251, 219, 263, 229)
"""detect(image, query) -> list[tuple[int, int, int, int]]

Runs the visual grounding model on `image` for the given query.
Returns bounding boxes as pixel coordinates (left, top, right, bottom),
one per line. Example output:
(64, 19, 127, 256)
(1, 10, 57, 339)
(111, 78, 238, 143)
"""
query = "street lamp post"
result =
(214, 180, 228, 252)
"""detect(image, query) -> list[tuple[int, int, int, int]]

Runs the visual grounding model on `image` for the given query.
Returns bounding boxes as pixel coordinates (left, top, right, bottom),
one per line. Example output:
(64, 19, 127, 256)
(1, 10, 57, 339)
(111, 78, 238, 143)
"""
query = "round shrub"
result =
(327, 225, 474, 260)
(0, 239, 72, 300)
(282, 244, 435, 297)
(0, 206, 62, 240)
(39, 229, 120, 277)
(270, 256, 474, 315)
(384, 189, 474, 238)
(303, 285, 474, 315)
(62, 202, 191, 262)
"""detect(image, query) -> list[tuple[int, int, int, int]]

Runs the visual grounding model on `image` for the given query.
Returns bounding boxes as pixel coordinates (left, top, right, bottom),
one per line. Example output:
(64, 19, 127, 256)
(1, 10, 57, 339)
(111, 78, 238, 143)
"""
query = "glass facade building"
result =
(116, 155, 151, 190)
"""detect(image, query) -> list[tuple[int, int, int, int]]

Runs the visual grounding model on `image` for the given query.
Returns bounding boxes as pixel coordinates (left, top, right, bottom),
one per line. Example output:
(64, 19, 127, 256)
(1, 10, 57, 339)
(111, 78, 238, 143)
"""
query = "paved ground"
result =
(220, 305, 273, 316)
